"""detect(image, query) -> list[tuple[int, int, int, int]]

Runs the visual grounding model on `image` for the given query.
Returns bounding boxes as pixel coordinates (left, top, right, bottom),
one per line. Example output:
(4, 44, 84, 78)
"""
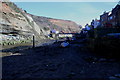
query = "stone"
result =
(98, 58, 107, 62)
(114, 74, 120, 78)
(20, 74, 31, 78)
(84, 56, 98, 63)
(67, 72, 76, 78)
(109, 76, 120, 80)
(108, 59, 116, 62)
(79, 70, 84, 74)
(11, 53, 21, 55)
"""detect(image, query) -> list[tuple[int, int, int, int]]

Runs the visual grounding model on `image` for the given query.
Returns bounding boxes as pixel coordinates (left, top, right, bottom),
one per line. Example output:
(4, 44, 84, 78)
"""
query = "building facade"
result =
(100, 11, 110, 27)
(100, 4, 120, 28)
(111, 4, 120, 27)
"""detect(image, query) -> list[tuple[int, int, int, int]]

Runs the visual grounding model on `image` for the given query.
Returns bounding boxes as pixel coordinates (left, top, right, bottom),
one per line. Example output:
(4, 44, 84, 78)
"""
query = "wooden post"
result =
(33, 34, 35, 48)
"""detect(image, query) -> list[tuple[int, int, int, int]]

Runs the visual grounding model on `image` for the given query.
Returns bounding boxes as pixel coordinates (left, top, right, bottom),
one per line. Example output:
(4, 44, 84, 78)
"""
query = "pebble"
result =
(46, 65, 49, 67)
(92, 62, 95, 64)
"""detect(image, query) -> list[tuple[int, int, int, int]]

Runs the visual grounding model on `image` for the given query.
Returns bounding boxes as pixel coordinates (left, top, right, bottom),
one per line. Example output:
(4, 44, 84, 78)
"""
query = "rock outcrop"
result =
(48, 19, 80, 33)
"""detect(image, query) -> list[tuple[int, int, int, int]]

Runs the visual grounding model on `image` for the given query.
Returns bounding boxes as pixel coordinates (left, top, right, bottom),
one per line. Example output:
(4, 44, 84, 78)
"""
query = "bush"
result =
(43, 27, 49, 31)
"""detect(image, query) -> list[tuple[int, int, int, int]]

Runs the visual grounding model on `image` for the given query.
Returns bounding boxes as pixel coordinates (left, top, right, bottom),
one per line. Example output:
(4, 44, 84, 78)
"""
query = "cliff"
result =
(0, 1, 80, 41)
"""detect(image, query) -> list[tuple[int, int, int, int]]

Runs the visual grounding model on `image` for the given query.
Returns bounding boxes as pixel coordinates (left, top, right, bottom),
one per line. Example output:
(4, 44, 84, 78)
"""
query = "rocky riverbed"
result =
(2, 39, 120, 80)
(1, 39, 55, 57)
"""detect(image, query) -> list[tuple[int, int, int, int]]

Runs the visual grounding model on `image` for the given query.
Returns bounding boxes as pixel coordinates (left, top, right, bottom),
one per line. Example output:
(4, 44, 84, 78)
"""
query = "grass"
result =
(1, 39, 32, 50)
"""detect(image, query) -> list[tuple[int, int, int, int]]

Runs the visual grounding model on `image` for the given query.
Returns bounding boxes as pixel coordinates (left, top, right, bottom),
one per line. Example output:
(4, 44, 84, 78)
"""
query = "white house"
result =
(93, 19, 100, 28)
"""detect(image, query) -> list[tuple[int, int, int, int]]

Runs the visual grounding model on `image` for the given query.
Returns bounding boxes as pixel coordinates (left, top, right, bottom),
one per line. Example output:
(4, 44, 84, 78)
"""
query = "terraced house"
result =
(100, 3, 120, 28)
(100, 11, 109, 27)
(111, 4, 120, 27)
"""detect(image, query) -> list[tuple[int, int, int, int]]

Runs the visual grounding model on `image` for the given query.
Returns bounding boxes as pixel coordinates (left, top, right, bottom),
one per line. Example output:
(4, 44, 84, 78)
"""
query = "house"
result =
(111, 4, 120, 27)
(91, 19, 100, 28)
(94, 19, 100, 28)
(107, 11, 113, 27)
(100, 3, 120, 28)
(100, 11, 109, 27)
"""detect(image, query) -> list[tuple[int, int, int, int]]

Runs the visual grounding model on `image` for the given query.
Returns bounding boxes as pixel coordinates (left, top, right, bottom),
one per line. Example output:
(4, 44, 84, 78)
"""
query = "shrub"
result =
(43, 27, 49, 31)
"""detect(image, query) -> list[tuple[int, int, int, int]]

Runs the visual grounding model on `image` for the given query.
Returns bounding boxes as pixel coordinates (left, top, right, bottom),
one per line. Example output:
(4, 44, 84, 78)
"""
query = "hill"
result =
(0, 1, 80, 43)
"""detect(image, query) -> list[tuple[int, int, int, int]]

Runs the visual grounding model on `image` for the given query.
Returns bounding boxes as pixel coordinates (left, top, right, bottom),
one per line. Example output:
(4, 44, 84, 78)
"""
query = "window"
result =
(110, 16, 113, 20)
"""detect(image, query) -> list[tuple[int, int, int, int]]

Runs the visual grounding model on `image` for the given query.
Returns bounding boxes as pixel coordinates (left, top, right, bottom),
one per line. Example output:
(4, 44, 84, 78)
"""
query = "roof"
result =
(108, 11, 112, 16)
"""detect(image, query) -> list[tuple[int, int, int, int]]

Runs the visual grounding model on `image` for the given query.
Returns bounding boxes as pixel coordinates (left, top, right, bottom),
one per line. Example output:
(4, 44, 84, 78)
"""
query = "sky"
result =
(12, 2, 118, 27)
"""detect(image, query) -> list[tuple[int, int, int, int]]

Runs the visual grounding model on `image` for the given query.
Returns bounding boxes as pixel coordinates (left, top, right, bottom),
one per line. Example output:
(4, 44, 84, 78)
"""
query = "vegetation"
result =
(53, 25, 58, 29)
(4, 2, 21, 13)
(15, 14, 22, 17)
(1, 38, 32, 46)
(43, 27, 50, 31)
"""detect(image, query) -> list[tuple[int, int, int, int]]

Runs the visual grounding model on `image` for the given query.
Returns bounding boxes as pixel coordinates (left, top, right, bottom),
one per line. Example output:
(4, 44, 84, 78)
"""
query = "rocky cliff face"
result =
(1, 1, 45, 40)
(0, 1, 80, 41)
(48, 19, 80, 33)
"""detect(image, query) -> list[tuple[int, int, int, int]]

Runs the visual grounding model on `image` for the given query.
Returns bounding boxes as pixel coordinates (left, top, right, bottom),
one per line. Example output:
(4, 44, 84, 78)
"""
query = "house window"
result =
(110, 16, 113, 20)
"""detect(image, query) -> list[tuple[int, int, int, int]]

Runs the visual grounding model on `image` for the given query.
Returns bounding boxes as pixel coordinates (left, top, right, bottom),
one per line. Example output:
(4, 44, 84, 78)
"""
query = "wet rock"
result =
(109, 74, 120, 80)
(11, 53, 21, 55)
(62, 58, 65, 61)
(83, 56, 98, 63)
(49, 68, 57, 72)
(108, 59, 116, 62)
(57, 63, 62, 67)
(20, 74, 31, 78)
(114, 74, 120, 78)
(14, 51, 20, 53)
(109, 76, 120, 80)
(67, 72, 76, 78)
(79, 70, 84, 74)
(98, 58, 107, 62)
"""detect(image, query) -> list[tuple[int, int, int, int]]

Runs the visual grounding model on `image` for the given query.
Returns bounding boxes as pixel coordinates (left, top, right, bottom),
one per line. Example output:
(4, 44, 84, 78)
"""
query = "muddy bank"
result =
(1, 39, 55, 57)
